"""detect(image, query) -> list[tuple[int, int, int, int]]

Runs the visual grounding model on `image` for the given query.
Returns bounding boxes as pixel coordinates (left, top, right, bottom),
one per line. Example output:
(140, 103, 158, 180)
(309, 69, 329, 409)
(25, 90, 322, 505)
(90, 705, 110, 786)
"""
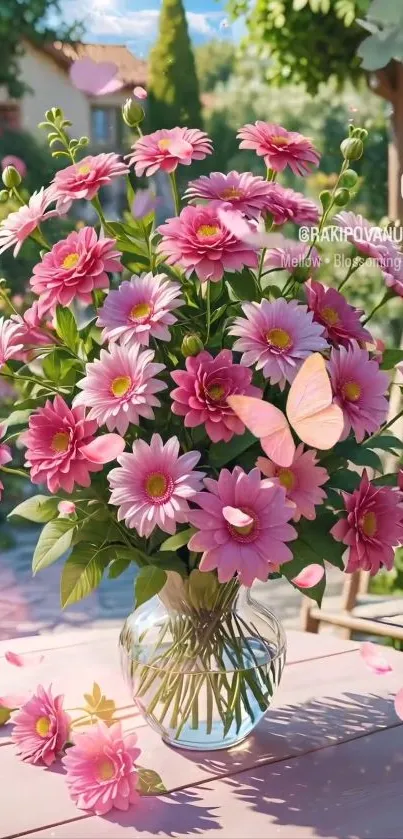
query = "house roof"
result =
(48, 41, 148, 89)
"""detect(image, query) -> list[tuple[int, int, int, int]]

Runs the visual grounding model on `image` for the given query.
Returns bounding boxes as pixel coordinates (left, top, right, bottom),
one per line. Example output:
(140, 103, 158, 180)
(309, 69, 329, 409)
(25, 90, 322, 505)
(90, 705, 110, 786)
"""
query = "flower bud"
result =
(340, 138, 364, 161)
(351, 127, 368, 141)
(2, 166, 21, 189)
(0, 190, 9, 203)
(339, 169, 358, 189)
(293, 266, 310, 284)
(333, 187, 350, 207)
(122, 98, 144, 128)
(181, 334, 204, 358)
(319, 190, 332, 211)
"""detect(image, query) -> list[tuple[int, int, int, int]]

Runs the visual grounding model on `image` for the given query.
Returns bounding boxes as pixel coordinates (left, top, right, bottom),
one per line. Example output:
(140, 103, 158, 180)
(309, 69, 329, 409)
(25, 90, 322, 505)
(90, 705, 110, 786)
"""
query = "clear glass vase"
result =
(119, 570, 286, 751)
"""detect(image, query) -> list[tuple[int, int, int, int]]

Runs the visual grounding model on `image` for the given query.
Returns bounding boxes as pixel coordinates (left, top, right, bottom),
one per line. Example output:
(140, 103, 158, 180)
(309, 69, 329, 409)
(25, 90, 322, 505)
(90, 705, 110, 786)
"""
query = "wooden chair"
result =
(301, 570, 403, 642)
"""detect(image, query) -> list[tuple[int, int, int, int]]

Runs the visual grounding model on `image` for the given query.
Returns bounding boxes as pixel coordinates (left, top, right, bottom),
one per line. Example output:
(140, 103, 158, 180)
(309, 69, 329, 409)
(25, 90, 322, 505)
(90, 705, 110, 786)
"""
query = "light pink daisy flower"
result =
(11, 684, 70, 767)
(237, 122, 320, 176)
(376, 238, 403, 297)
(328, 342, 389, 442)
(127, 127, 213, 177)
(331, 470, 403, 575)
(0, 188, 57, 256)
(171, 349, 263, 443)
(188, 466, 297, 586)
(30, 227, 122, 316)
(21, 395, 125, 493)
(157, 203, 258, 283)
(11, 302, 56, 352)
(108, 434, 205, 537)
(260, 184, 319, 226)
(51, 153, 129, 213)
(1, 155, 27, 178)
(265, 241, 321, 274)
(230, 298, 328, 389)
(97, 272, 183, 348)
(185, 171, 280, 220)
(0, 422, 12, 501)
(305, 280, 373, 348)
(0, 316, 24, 368)
(63, 721, 140, 816)
(334, 211, 388, 260)
(257, 445, 329, 522)
(74, 343, 166, 435)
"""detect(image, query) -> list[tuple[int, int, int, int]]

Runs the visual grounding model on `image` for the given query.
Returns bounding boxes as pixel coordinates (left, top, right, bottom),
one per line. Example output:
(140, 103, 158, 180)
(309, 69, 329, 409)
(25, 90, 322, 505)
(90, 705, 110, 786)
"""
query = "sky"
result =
(61, 0, 242, 59)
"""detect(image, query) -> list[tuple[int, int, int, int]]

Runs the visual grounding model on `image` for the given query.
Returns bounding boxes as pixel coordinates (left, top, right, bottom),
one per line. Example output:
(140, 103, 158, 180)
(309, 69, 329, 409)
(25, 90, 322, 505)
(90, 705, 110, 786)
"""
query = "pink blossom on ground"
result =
(331, 470, 403, 574)
(265, 241, 321, 274)
(63, 721, 140, 816)
(171, 349, 263, 443)
(188, 466, 297, 586)
(133, 86, 147, 100)
(328, 343, 389, 442)
(0, 188, 57, 256)
(108, 434, 205, 537)
(305, 280, 373, 348)
(30, 227, 122, 315)
(257, 444, 328, 522)
(11, 685, 70, 767)
(157, 203, 258, 283)
(97, 272, 183, 348)
(230, 298, 327, 389)
(0, 422, 12, 501)
(51, 154, 129, 213)
(0, 317, 24, 368)
(237, 122, 320, 176)
(334, 211, 388, 260)
(185, 171, 281, 220)
(128, 127, 213, 177)
(74, 343, 166, 435)
(1, 156, 27, 178)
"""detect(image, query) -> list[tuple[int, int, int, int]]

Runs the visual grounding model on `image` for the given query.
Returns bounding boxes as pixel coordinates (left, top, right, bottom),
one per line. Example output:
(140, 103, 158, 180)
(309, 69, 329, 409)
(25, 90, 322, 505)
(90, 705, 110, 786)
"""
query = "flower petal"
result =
(81, 434, 125, 464)
(291, 564, 324, 589)
(222, 506, 254, 528)
(360, 641, 393, 675)
(394, 687, 403, 720)
(0, 693, 28, 709)
(5, 651, 44, 667)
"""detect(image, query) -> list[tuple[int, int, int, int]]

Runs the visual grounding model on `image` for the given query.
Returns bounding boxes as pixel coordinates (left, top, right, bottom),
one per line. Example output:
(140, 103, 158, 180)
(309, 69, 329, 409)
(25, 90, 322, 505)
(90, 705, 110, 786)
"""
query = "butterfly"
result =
(70, 59, 124, 96)
(227, 353, 344, 467)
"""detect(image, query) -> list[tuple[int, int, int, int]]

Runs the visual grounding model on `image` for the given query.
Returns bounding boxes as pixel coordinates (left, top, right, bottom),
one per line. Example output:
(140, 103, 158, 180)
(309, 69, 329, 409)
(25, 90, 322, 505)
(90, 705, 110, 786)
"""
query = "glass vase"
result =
(119, 570, 286, 751)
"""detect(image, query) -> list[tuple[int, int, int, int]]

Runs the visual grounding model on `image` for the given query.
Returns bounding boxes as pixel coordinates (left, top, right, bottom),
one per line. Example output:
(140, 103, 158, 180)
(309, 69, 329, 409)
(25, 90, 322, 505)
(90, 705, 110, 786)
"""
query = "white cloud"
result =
(186, 12, 216, 36)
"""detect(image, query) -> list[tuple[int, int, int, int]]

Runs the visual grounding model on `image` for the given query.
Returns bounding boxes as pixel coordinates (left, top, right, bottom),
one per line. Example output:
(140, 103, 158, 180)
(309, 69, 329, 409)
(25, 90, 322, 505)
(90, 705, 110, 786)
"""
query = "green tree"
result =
(0, 0, 82, 98)
(195, 40, 236, 92)
(148, 0, 202, 129)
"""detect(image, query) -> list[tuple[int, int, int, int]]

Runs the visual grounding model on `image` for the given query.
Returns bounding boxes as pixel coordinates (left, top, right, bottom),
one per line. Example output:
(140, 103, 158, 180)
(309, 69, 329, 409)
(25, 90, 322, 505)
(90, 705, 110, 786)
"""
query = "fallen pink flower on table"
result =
(291, 564, 324, 589)
(5, 650, 44, 667)
(360, 642, 393, 675)
(11, 685, 70, 766)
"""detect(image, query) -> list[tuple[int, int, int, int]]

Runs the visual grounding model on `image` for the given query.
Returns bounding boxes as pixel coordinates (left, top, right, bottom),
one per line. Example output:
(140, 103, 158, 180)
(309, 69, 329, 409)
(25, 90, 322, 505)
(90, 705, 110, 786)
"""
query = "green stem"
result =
(338, 257, 365, 291)
(205, 282, 211, 343)
(169, 172, 180, 215)
(307, 159, 349, 258)
(362, 290, 391, 325)
(0, 370, 64, 394)
(380, 407, 403, 434)
(0, 465, 29, 479)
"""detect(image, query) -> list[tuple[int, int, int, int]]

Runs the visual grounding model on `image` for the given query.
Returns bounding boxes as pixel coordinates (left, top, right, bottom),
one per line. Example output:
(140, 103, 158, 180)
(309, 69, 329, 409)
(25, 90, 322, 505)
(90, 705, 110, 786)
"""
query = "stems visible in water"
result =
(169, 172, 180, 215)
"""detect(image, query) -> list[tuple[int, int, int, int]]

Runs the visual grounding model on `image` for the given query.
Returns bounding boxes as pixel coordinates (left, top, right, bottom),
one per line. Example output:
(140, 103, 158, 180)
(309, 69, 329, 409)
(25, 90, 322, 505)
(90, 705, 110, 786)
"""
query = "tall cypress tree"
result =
(148, 0, 202, 130)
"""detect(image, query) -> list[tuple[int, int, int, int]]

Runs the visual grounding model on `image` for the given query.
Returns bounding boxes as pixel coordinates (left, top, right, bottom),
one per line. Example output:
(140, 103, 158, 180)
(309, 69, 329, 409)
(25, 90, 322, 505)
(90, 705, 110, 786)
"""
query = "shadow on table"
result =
(89, 788, 220, 835)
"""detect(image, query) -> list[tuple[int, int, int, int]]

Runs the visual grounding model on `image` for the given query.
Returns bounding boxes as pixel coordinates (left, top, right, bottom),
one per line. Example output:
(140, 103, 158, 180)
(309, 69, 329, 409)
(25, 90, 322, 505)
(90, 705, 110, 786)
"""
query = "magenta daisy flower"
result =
(97, 272, 183, 348)
(334, 211, 387, 260)
(63, 721, 140, 816)
(185, 171, 279, 219)
(157, 203, 258, 283)
(51, 153, 129, 213)
(265, 241, 321, 274)
(305, 280, 373, 348)
(230, 298, 328, 389)
(331, 470, 403, 575)
(0, 317, 24, 368)
(11, 685, 70, 767)
(127, 127, 213, 177)
(237, 122, 320, 176)
(171, 349, 263, 443)
(257, 445, 329, 522)
(260, 184, 319, 226)
(31, 227, 122, 316)
(0, 422, 12, 501)
(108, 434, 204, 536)
(74, 343, 166, 435)
(0, 188, 57, 256)
(328, 343, 389, 442)
(188, 466, 297, 586)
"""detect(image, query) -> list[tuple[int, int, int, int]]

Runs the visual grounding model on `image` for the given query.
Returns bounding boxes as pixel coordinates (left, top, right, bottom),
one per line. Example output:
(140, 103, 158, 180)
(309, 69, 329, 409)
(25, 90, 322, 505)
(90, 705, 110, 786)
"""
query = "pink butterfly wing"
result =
(70, 59, 120, 96)
(227, 395, 295, 467)
(286, 353, 344, 450)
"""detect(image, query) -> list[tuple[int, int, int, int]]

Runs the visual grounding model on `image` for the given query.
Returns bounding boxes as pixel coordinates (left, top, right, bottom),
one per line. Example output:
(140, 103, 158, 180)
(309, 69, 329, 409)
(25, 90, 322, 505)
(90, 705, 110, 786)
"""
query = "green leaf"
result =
(0, 707, 11, 726)
(364, 434, 403, 452)
(160, 528, 195, 552)
(4, 409, 33, 427)
(297, 513, 345, 570)
(55, 306, 79, 353)
(108, 558, 131, 579)
(60, 544, 109, 607)
(332, 438, 382, 470)
(372, 473, 398, 486)
(136, 767, 167, 795)
(209, 431, 256, 467)
(134, 565, 167, 608)
(379, 349, 403, 370)
(328, 469, 361, 492)
(9, 495, 59, 523)
(226, 269, 256, 302)
(33, 519, 76, 574)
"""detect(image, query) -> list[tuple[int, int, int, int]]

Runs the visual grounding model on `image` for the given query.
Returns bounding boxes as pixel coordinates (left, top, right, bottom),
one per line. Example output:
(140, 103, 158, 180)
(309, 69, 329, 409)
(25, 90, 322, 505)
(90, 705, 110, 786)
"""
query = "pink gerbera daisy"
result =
(257, 445, 329, 522)
(305, 280, 373, 347)
(51, 153, 129, 213)
(0, 188, 57, 256)
(74, 343, 166, 435)
(260, 184, 319, 227)
(11, 685, 70, 767)
(185, 171, 279, 220)
(63, 721, 140, 816)
(11, 302, 56, 352)
(97, 272, 183, 348)
(127, 127, 212, 177)
(171, 349, 263, 443)
(21, 395, 125, 493)
(0, 316, 24, 368)
(157, 203, 258, 283)
(188, 466, 297, 586)
(108, 434, 204, 536)
(265, 241, 321, 274)
(31, 227, 122, 315)
(334, 211, 388, 260)
(331, 470, 403, 575)
(230, 298, 328, 389)
(237, 122, 320, 176)
(0, 422, 12, 501)
(328, 342, 389, 442)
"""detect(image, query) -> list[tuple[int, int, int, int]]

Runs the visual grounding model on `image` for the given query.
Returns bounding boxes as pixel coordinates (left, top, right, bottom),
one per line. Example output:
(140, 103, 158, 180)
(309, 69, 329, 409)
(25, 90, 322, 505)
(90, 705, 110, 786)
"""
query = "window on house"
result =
(90, 107, 117, 145)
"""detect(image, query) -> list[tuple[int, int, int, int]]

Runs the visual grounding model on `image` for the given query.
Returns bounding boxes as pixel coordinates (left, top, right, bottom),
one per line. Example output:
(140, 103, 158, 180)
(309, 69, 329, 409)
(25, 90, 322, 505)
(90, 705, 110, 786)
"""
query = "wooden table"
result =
(1, 628, 402, 839)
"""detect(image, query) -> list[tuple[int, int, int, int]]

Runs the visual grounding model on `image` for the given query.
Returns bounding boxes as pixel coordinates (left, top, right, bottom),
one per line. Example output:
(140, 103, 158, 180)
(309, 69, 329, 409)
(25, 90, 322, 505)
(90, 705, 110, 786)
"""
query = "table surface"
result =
(1, 627, 402, 839)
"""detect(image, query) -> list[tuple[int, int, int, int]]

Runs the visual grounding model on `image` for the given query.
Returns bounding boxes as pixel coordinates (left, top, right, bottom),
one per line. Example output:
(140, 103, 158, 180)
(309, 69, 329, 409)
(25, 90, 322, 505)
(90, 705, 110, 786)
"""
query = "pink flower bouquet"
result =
(1, 105, 403, 750)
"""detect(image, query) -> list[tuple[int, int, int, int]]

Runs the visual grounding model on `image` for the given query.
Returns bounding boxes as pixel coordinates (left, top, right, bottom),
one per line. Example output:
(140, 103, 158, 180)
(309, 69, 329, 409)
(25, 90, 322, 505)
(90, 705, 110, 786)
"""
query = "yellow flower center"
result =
(270, 135, 289, 147)
(51, 431, 70, 453)
(277, 468, 296, 492)
(321, 306, 340, 326)
(111, 375, 132, 398)
(207, 383, 225, 401)
(145, 472, 168, 499)
(266, 327, 293, 350)
(130, 302, 152, 321)
(62, 252, 80, 270)
(77, 163, 91, 176)
(342, 380, 361, 402)
(158, 138, 172, 150)
(360, 511, 377, 538)
(197, 224, 219, 238)
(97, 759, 115, 782)
(220, 187, 243, 200)
(233, 520, 255, 537)
(36, 716, 51, 737)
